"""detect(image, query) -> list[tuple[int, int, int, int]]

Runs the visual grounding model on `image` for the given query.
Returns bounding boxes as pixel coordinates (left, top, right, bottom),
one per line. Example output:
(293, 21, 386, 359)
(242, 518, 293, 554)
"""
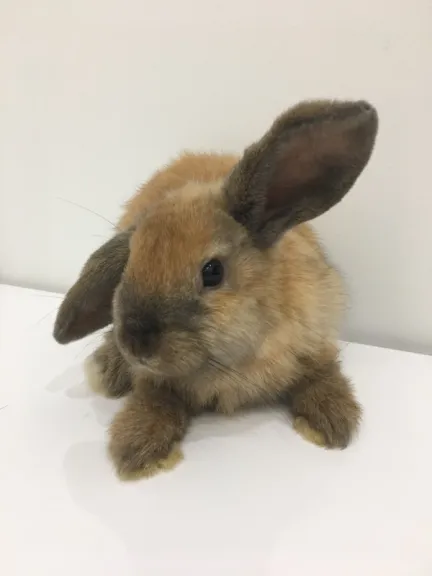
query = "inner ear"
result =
(53, 230, 131, 344)
(225, 100, 378, 247)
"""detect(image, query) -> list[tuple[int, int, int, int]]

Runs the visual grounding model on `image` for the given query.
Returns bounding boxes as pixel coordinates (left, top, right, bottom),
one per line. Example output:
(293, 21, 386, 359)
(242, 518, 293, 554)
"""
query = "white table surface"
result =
(1, 284, 431, 576)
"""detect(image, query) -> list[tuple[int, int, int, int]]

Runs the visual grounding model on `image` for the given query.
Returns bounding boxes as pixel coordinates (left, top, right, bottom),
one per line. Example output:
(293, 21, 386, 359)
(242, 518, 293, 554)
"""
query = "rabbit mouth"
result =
(122, 339, 207, 380)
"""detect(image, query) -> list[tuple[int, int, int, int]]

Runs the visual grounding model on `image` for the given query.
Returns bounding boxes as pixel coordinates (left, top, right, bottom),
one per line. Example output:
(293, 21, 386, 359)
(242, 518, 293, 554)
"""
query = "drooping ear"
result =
(53, 231, 131, 344)
(224, 100, 378, 247)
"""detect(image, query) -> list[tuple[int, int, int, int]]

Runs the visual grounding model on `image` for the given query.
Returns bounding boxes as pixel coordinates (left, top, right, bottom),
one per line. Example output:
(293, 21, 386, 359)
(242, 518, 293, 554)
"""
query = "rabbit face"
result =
(54, 99, 378, 385)
(112, 188, 268, 377)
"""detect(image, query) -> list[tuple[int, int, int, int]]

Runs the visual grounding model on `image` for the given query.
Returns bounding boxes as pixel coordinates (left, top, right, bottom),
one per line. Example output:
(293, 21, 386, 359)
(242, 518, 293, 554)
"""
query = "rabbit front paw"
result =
(109, 435, 184, 481)
(84, 331, 132, 398)
(108, 386, 189, 480)
(289, 357, 362, 449)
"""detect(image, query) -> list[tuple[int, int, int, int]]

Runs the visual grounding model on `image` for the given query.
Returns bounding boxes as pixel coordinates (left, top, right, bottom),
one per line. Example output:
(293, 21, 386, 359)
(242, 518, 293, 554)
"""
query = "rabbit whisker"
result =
(55, 197, 117, 229)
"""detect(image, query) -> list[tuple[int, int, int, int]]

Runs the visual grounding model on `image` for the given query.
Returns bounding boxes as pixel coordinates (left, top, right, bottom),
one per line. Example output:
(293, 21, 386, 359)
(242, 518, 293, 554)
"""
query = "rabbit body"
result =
(117, 153, 345, 415)
(54, 100, 378, 479)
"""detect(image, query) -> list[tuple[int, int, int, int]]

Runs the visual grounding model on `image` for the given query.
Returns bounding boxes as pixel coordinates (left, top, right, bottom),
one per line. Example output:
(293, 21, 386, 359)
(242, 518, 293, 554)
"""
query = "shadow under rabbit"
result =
(45, 365, 356, 573)
(62, 425, 337, 576)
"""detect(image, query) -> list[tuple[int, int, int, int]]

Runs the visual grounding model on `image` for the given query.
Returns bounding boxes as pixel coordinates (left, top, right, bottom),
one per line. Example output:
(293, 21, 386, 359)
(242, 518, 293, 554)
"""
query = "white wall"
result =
(1, 0, 431, 353)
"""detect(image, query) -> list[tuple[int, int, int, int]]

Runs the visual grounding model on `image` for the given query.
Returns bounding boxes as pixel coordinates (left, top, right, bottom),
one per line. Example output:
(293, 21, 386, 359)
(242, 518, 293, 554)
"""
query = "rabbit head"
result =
(54, 100, 378, 379)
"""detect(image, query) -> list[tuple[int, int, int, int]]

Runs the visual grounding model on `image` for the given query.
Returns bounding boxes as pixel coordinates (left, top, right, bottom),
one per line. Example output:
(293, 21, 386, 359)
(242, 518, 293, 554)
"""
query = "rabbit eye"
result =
(202, 259, 224, 288)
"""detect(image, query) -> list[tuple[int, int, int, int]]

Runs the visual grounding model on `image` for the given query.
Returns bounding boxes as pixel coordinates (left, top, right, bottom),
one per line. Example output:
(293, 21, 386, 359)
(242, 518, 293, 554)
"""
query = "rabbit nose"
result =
(121, 314, 161, 358)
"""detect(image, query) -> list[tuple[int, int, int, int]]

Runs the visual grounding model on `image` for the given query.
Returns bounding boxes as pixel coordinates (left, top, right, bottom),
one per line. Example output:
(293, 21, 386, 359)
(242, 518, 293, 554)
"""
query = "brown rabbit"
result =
(54, 100, 378, 479)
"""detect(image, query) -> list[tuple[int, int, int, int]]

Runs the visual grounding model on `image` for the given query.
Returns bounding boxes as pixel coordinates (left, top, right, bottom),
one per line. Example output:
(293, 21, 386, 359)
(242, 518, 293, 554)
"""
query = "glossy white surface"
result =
(1, 284, 431, 575)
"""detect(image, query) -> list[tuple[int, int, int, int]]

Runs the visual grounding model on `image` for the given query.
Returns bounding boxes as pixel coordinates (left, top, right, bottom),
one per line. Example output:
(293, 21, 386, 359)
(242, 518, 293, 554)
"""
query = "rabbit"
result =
(53, 99, 378, 480)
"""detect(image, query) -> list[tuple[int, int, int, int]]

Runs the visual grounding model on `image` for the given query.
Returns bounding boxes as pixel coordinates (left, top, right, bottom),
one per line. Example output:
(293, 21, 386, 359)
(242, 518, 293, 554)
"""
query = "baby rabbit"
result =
(54, 100, 378, 479)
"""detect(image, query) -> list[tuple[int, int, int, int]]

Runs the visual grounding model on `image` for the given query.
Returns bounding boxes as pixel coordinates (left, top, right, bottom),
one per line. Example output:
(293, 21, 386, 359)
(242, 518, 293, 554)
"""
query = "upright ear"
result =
(224, 100, 378, 247)
(53, 231, 131, 344)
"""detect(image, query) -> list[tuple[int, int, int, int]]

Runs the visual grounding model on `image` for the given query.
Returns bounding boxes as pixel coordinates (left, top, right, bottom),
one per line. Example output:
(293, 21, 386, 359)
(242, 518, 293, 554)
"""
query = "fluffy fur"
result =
(54, 100, 378, 480)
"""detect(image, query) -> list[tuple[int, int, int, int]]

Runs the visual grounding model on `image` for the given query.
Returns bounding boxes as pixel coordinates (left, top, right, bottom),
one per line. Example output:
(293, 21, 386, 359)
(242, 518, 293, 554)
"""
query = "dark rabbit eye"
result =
(202, 259, 224, 288)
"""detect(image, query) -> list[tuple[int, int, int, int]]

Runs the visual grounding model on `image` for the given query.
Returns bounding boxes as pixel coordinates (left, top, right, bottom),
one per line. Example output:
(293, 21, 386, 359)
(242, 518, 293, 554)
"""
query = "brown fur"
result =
(108, 383, 189, 480)
(54, 231, 131, 343)
(54, 100, 378, 479)
(118, 153, 238, 230)
(288, 346, 362, 448)
(86, 330, 132, 398)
